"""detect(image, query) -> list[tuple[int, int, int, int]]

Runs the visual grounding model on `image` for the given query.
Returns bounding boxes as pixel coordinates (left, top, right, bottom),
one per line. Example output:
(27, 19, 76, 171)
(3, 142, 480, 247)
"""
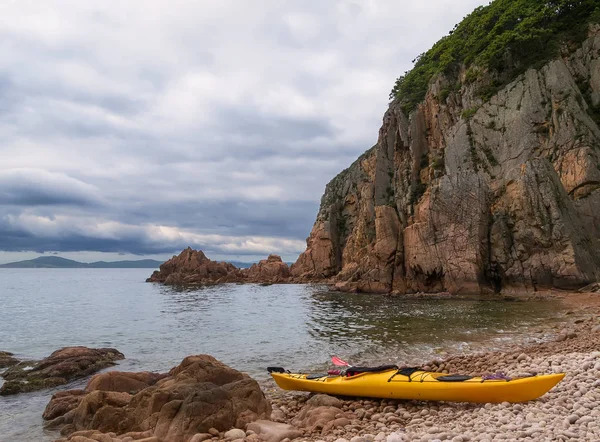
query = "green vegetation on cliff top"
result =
(390, 0, 600, 114)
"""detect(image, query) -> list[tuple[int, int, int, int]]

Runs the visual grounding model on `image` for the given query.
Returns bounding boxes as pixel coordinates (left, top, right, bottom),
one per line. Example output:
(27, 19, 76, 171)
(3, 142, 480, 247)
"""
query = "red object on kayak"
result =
(331, 355, 350, 366)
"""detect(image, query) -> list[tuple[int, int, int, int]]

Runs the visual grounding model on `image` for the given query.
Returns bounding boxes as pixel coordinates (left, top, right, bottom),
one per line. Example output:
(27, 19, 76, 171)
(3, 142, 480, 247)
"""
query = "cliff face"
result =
(292, 26, 600, 295)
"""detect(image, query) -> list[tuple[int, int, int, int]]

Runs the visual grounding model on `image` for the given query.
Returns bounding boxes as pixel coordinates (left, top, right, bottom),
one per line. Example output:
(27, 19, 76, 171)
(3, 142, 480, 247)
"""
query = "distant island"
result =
(0, 256, 164, 269)
(0, 255, 270, 269)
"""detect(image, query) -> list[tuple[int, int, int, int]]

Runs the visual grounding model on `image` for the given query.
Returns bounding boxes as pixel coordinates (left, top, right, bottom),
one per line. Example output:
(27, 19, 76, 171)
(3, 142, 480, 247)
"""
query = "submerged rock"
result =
(0, 351, 19, 369)
(0, 346, 124, 395)
(46, 354, 271, 442)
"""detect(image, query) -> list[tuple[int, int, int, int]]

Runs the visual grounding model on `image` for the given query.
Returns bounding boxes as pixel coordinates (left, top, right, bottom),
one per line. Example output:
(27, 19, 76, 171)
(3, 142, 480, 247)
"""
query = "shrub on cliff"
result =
(390, 0, 600, 114)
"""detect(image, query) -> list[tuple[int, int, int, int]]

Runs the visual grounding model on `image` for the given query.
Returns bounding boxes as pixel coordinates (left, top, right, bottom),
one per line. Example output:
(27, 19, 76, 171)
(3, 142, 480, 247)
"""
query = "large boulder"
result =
(0, 347, 124, 395)
(44, 355, 271, 442)
(44, 372, 165, 429)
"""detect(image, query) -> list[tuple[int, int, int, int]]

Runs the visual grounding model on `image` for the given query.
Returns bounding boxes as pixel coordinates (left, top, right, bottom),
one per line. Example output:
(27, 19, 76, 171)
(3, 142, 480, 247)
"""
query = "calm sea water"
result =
(0, 269, 564, 441)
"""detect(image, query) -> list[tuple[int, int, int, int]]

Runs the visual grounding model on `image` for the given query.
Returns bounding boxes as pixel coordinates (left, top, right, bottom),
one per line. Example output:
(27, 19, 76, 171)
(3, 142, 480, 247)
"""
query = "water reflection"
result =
(305, 291, 562, 366)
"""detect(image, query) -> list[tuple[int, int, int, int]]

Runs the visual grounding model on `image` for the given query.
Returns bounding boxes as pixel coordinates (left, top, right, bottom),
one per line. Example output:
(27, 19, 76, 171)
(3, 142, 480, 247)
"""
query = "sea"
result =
(0, 269, 565, 441)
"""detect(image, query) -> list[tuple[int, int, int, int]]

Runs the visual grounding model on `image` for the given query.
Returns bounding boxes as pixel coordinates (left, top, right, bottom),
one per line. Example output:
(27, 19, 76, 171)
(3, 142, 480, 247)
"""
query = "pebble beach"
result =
(262, 292, 600, 442)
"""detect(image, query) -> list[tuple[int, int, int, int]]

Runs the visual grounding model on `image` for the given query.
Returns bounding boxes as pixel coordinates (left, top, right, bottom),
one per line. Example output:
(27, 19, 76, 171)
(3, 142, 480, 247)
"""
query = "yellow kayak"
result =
(268, 366, 565, 403)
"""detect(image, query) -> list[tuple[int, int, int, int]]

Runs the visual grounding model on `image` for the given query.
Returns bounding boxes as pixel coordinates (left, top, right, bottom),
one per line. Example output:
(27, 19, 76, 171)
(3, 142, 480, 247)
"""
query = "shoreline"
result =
(2, 287, 599, 442)
(262, 290, 600, 442)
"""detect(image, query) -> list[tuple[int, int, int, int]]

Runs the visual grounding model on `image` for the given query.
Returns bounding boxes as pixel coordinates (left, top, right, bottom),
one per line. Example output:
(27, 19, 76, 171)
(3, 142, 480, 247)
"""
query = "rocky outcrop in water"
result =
(245, 254, 291, 283)
(146, 248, 244, 284)
(147, 248, 292, 285)
(0, 347, 124, 395)
(292, 26, 600, 295)
(46, 354, 271, 442)
(0, 351, 19, 369)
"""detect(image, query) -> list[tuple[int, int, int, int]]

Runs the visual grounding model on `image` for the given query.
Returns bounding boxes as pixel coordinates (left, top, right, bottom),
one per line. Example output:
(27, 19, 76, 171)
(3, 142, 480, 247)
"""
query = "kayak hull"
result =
(270, 369, 565, 403)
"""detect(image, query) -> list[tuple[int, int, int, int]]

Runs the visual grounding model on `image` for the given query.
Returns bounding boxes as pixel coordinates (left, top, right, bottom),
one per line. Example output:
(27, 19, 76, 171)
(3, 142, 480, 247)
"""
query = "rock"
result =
(43, 354, 271, 442)
(146, 248, 244, 284)
(244, 254, 291, 283)
(517, 353, 528, 362)
(270, 408, 287, 422)
(0, 351, 19, 369)
(0, 347, 124, 395)
(188, 434, 213, 442)
(224, 428, 246, 440)
(53, 429, 157, 441)
(246, 420, 303, 442)
(289, 28, 600, 295)
(305, 394, 344, 408)
(147, 248, 293, 285)
(43, 390, 88, 422)
(555, 332, 568, 342)
(579, 282, 600, 293)
(86, 371, 166, 393)
(292, 394, 352, 435)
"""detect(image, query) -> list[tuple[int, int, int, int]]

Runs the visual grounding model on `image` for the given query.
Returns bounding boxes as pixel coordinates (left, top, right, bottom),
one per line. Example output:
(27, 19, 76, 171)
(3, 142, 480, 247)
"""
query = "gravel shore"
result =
(263, 293, 600, 442)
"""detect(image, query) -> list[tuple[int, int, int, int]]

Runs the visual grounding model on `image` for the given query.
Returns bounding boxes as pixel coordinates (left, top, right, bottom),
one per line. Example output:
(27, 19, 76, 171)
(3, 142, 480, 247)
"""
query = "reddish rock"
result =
(43, 390, 88, 422)
(246, 420, 303, 442)
(54, 429, 155, 441)
(44, 372, 164, 430)
(86, 371, 165, 394)
(147, 248, 294, 286)
(44, 355, 271, 442)
(290, 221, 338, 280)
(0, 347, 124, 395)
(291, 394, 353, 435)
(146, 248, 244, 285)
(244, 254, 291, 283)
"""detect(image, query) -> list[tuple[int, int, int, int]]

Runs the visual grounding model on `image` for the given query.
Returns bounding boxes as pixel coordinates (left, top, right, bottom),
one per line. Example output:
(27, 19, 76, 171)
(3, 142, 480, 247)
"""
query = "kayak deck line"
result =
(268, 366, 565, 403)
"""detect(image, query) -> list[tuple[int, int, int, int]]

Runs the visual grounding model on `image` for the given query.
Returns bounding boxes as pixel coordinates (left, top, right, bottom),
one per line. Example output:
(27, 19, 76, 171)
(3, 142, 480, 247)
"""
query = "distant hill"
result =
(0, 256, 163, 269)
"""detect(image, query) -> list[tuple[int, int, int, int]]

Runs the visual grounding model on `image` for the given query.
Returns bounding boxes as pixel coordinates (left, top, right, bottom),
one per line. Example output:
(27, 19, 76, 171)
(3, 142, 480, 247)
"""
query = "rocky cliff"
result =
(291, 25, 600, 295)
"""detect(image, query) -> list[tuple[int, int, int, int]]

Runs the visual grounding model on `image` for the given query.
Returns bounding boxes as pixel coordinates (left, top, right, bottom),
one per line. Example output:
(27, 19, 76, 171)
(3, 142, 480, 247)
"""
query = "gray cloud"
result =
(0, 169, 102, 207)
(0, 0, 487, 262)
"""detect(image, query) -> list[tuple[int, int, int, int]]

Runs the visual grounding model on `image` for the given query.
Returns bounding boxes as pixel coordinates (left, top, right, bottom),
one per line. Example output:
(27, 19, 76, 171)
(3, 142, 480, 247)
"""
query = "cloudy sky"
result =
(0, 0, 485, 264)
